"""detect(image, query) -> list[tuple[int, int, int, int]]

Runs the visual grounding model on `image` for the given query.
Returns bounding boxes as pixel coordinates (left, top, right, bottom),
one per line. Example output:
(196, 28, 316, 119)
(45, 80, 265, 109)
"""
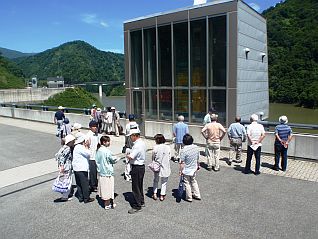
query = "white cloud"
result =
(101, 48, 123, 54)
(193, 0, 207, 5)
(100, 21, 109, 28)
(249, 3, 261, 12)
(81, 14, 98, 24)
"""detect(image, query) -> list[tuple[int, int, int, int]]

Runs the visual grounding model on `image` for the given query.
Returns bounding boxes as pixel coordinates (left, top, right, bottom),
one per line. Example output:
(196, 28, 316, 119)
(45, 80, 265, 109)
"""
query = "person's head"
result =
(64, 134, 75, 148)
(72, 123, 82, 131)
(235, 116, 241, 123)
(58, 106, 64, 111)
(111, 106, 116, 111)
(75, 135, 86, 145)
(89, 120, 98, 132)
(183, 133, 194, 145)
(98, 135, 110, 149)
(177, 115, 184, 122)
(154, 134, 166, 144)
(211, 114, 218, 122)
(250, 114, 259, 122)
(279, 115, 288, 124)
(129, 128, 140, 142)
(128, 114, 135, 121)
(92, 104, 97, 109)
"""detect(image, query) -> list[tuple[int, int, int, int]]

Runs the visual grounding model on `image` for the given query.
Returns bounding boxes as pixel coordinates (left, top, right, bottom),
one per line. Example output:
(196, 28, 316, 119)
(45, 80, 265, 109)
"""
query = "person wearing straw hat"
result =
(54, 134, 76, 202)
(273, 115, 293, 172)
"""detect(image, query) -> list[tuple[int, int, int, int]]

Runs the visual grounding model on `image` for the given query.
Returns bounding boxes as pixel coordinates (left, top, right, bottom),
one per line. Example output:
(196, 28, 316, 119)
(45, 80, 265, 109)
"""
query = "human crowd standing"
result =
(53, 106, 293, 213)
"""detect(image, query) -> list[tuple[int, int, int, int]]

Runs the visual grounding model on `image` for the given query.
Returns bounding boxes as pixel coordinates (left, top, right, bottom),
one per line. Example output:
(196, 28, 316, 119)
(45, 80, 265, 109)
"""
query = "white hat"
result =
(75, 135, 86, 145)
(128, 128, 140, 136)
(111, 106, 116, 110)
(279, 115, 288, 124)
(64, 135, 75, 145)
(250, 114, 259, 121)
(58, 106, 64, 110)
(97, 108, 101, 111)
(72, 123, 82, 130)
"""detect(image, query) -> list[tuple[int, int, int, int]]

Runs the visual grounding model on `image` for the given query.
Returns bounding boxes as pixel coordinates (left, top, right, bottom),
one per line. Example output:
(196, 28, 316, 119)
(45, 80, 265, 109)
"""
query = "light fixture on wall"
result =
(244, 48, 250, 59)
(260, 52, 266, 62)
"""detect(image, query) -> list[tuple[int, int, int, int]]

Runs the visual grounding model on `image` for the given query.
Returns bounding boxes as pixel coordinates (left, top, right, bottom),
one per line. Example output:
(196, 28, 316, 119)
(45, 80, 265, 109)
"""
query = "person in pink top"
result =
(201, 114, 226, 171)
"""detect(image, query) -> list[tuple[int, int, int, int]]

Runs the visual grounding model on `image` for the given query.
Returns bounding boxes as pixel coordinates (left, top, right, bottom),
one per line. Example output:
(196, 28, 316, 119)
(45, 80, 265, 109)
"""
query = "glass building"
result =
(124, 0, 268, 133)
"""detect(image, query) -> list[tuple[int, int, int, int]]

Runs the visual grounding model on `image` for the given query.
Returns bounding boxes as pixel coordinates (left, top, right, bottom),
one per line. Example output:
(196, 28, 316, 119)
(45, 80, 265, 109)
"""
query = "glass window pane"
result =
(209, 89, 226, 124)
(131, 30, 143, 87)
(145, 89, 158, 120)
(190, 19, 206, 87)
(174, 89, 189, 122)
(144, 28, 157, 87)
(209, 16, 227, 87)
(174, 22, 188, 87)
(191, 89, 206, 123)
(158, 25, 172, 86)
(159, 89, 172, 120)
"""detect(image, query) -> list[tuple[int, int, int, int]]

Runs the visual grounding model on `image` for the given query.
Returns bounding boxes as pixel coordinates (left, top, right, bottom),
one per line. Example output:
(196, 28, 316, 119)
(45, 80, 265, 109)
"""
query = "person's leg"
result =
(281, 147, 288, 171)
(229, 141, 235, 164)
(124, 162, 131, 181)
(206, 143, 213, 170)
(81, 171, 91, 202)
(74, 171, 83, 202)
(153, 172, 159, 198)
(236, 141, 243, 162)
(214, 143, 221, 171)
(139, 166, 145, 205)
(274, 144, 281, 170)
(160, 177, 168, 196)
(254, 147, 261, 174)
(183, 175, 192, 201)
(89, 160, 98, 191)
(131, 166, 142, 209)
(244, 146, 253, 173)
(190, 175, 201, 199)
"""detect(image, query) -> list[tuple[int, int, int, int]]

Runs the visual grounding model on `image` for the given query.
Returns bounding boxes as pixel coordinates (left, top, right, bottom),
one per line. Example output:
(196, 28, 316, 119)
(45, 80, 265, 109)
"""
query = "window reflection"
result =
(209, 89, 226, 124)
(158, 25, 172, 86)
(174, 22, 188, 87)
(159, 89, 172, 120)
(131, 30, 143, 87)
(191, 89, 206, 123)
(190, 19, 206, 87)
(145, 89, 158, 120)
(209, 16, 226, 87)
(174, 89, 189, 121)
(144, 28, 157, 87)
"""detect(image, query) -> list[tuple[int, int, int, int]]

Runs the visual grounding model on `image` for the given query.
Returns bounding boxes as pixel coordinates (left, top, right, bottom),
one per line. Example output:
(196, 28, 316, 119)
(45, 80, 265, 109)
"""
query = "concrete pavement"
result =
(0, 117, 318, 239)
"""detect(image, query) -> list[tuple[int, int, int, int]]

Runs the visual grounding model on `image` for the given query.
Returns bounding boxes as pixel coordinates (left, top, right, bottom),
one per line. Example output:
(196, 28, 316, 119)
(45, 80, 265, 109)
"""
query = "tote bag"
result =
(177, 175, 185, 198)
(148, 161, 160, 172)
(52, 174, 72, 193)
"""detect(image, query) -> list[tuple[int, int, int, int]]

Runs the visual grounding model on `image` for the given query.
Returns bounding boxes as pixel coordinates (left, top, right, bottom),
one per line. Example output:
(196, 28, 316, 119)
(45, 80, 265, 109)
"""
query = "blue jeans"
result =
(274, 144, 288, 171)
(245, 146, 261, 173)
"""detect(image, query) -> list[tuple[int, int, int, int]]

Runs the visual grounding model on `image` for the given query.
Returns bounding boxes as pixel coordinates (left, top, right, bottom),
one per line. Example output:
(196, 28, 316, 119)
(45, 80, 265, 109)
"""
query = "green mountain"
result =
(13, 40, 124, 84)
(0, 53, 25, 89)
(0, 47, 36, 59)
(263, 0, 318, 108)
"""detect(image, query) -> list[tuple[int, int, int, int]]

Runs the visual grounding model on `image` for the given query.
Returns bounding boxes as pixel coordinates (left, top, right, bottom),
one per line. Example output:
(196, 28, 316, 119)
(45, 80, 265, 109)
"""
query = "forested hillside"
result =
(0, 47, 36, 59)
(13, 41, 124, 84)
(263, 0, 318, 108)
(0, 54, 25, 89)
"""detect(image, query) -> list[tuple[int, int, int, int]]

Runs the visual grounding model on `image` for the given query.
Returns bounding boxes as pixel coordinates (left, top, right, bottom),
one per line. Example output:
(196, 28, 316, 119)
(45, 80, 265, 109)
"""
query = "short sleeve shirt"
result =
(129, 138, 146, 165)
(180, 144, 199, 176)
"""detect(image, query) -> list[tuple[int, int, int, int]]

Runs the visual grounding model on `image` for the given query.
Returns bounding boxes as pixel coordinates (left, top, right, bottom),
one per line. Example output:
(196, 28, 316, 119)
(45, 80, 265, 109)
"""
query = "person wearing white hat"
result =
(54, 134, 75, 202)
(126, 128, 146, 214)
(111, 107, 120, 136)
(244, 114, 266, 175)
(72, 135, 95, 203)
(71, 123, 82, 140)
(54, 106, 65, 137)
(273, 115, 293, 171)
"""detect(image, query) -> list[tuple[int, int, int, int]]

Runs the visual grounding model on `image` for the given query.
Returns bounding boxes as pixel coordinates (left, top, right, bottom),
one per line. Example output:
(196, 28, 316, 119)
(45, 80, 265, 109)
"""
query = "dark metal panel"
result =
(189, 1, 237, 19)
(157, 10, 188, 25)
(124, 17, 156, 31)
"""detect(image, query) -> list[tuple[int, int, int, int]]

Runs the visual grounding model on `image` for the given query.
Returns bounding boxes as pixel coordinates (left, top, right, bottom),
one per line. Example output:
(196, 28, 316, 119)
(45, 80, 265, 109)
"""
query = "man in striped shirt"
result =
(273, 115, 293, 172)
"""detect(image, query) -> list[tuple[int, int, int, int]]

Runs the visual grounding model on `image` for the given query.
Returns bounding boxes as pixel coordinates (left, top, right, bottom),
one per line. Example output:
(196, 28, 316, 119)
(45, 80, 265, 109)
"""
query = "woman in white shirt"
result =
(151, 134, 171, 201)
(72, 136, 95, 204)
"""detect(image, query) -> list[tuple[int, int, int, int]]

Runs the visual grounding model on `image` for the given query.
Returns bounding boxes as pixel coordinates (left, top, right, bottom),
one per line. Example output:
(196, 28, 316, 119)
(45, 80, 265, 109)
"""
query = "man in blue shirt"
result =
(227, 116, 247, 165)
(273, 115, 293, 171)
(54, 106, 65, 137)
(173, 115, 189, 163)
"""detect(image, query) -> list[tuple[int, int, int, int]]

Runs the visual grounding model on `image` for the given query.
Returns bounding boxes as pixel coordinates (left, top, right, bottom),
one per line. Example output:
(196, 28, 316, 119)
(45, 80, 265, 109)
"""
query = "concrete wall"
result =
(236, 1, 269, 121)
(0, 88, 65, 103)
(1, 106, 317, 160)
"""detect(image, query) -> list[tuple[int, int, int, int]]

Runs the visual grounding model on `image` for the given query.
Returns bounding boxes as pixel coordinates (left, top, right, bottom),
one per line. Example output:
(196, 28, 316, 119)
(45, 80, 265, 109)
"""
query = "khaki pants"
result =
(229, 138, 243, 162)
(207, 142, 221, 169)
(184, 175, 201, 201)
(174, 143, 183, 160)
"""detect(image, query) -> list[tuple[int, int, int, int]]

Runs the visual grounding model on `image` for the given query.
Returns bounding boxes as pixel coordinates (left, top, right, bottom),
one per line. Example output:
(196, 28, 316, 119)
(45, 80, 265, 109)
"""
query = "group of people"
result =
(53, 105, 293, 214)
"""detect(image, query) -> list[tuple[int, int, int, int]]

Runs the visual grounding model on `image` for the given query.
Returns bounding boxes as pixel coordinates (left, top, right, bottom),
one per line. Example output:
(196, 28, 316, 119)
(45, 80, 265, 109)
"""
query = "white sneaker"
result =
(105, 205, 112, 210)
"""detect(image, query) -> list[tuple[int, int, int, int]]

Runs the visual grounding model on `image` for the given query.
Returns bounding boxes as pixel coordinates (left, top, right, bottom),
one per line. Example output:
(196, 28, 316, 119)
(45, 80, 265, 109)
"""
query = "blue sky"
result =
(0, 0, 281, 54)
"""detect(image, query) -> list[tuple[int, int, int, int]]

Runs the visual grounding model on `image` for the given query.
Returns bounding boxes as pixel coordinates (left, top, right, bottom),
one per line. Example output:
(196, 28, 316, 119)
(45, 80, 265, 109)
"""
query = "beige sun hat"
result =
(64, 135, 75, 145)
